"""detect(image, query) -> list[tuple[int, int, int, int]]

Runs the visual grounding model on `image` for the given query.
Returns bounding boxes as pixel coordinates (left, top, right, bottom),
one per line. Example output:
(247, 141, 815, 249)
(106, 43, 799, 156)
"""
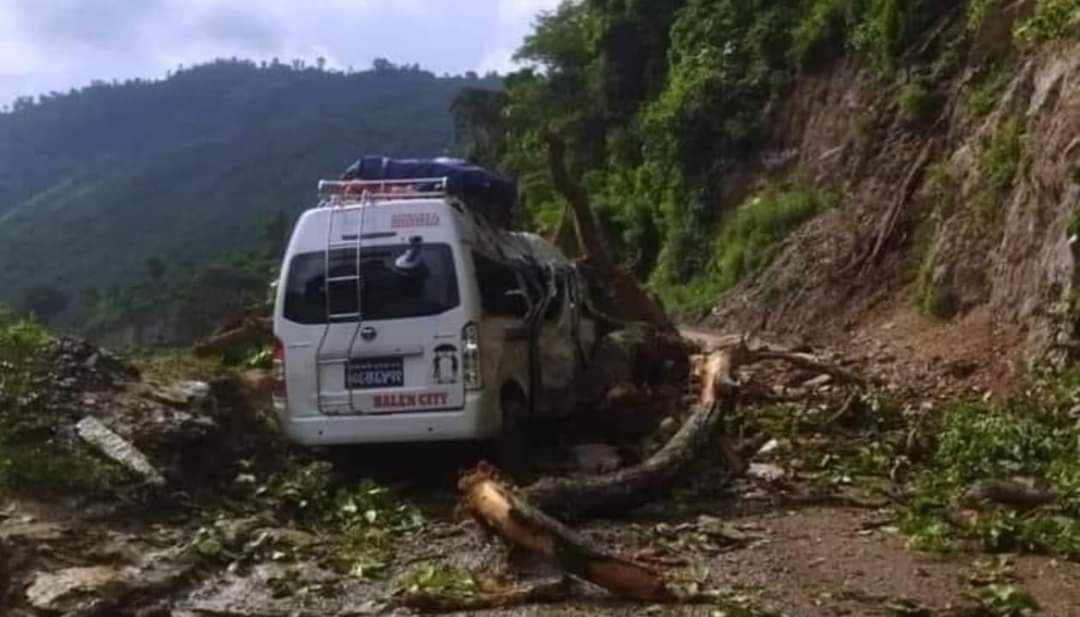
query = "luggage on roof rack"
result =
(341, 156, 518, 227)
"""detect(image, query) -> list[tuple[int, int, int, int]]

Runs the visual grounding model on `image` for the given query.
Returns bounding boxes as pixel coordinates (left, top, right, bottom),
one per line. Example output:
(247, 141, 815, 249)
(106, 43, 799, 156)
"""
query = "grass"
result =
(912, 162, 958, 319)
(902, 369, 1080, 558)
(1015, 0, 1080, 46)
(898, 80, 938, 123)
(652, 184, 837, 319)
(973, 115, 1026, 232)
(965, 63, 1013, 119)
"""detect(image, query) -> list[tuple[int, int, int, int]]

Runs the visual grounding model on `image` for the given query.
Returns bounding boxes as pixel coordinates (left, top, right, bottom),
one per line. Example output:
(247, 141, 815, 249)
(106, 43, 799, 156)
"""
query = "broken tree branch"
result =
(193, 317, 272, 358)
(395, 577, 573, 614)
(521, 344, 746, 521)
(460, 465, 674, 602)
(752, 349, 867, 386)
(543, 129, 674, 333)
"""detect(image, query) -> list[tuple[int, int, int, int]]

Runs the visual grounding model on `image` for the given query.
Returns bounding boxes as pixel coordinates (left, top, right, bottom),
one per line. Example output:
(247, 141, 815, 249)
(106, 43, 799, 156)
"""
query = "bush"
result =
(851, 0, 937, 75)
(965, 63, 1013, 118)
(974, 115, 1025, 230)
(791, 0, 852, 68)
(0, 306, 50, 403)
(653, 184, 837, 318)
(1015, 0, 1080, 46)
(898, 80, 938, 123)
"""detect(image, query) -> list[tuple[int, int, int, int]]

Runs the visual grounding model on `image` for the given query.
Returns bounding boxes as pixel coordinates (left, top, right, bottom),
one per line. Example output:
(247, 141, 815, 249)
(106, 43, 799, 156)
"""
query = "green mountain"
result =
(0, 59, 498, 324)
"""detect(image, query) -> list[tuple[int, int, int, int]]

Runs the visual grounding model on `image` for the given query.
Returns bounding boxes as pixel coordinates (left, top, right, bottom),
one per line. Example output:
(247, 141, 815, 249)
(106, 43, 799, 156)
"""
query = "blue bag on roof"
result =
(342, 156, 518, 226)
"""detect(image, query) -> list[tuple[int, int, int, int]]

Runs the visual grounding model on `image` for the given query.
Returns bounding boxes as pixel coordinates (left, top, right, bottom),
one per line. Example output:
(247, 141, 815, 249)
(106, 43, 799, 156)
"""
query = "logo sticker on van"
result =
(432, 344, 459, 385)
(373, 392, 451, 409)
(391, 213, 440, 229)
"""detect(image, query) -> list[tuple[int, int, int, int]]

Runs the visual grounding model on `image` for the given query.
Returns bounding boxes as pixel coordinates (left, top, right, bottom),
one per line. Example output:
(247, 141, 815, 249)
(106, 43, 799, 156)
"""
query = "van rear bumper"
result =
(275, 393, 498, 446)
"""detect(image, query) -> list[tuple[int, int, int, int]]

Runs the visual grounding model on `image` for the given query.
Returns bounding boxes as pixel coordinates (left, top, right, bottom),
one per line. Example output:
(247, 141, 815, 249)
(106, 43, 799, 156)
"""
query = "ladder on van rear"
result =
(312, 177, 449, 414)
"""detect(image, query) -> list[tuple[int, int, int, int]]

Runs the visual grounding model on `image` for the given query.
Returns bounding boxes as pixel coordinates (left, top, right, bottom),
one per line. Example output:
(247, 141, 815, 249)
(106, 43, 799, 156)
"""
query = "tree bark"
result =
(460, 466, 675, 602)
(543, 130, 675, 333)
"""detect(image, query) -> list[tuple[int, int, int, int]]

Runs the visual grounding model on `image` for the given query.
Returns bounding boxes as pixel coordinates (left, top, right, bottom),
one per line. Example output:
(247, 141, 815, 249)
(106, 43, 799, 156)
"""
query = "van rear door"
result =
(282, 242, 466, 415)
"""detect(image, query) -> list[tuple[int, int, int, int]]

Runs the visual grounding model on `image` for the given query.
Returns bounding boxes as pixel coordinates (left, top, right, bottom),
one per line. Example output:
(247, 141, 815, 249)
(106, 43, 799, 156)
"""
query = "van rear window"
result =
(283, 243, 459, 324)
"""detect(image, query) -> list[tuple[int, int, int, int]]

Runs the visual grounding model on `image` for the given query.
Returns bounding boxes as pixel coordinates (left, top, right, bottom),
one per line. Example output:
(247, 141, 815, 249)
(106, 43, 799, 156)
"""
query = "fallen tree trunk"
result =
(192, 317, 271, 358)
(460, 466, 674, 602)
(543, 130, 674, 333)
(522, 345, 746, 521)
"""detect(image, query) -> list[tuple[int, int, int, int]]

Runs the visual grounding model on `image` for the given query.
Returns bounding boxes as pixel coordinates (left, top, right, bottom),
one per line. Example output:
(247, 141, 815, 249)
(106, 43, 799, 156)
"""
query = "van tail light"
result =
(272, 337, 287, 399)
(462, 323, 482, 391)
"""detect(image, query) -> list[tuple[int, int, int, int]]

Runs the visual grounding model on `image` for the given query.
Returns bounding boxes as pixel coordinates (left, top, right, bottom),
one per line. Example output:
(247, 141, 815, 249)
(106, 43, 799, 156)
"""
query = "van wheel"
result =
(494, 392, 528, 476)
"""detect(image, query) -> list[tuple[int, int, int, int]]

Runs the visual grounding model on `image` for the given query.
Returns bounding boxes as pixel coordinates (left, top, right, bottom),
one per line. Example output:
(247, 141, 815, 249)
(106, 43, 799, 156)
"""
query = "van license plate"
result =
(346, 357, 404, 390)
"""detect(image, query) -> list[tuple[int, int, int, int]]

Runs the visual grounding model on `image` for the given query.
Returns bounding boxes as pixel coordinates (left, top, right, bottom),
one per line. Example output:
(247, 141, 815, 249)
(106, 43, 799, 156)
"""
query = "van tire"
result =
(494, 390, 528, 475)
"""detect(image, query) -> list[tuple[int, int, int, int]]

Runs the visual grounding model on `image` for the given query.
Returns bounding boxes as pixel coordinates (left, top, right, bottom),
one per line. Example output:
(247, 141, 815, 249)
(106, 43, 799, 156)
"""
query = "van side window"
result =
(473, 252, 529, 318)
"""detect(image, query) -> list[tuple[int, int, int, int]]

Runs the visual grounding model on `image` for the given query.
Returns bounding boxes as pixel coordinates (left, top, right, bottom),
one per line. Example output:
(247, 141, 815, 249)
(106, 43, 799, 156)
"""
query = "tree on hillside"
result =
(146, 257, 167, 283)
(22, 286, 69, 321)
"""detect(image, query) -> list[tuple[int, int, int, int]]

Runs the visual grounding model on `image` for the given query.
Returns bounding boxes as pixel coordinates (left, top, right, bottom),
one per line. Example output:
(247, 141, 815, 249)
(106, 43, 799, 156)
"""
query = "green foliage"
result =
(654, 184, 837, 318)
(965, 63, 1013, 118)
(974, 115, 1026, 228)
(20, 285, 69, 322)
(898, 80, 938, 123)
(0, 309, 129, 495)
(397, 562, 477, 600)
(1015, 0, 1080, 46)
(912, 162, 957, 319)
(260, 462, 424, 578)
(975, 584, 1040, 617)
(0, 59, 497, 326)
(851, 0, 936, 75)
(791, 0, 856, 68)
(902, 370, 1080, 558)
(966, 0, 996, 32)
(0, 306, 51, 402)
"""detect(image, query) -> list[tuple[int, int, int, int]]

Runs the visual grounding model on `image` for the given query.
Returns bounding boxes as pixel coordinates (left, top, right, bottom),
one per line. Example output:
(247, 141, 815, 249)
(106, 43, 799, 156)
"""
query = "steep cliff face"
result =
(709, 21, 1079, 368)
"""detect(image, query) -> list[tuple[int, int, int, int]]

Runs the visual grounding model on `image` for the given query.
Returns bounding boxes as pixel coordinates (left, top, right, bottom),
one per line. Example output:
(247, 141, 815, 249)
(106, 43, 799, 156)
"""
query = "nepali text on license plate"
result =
(346, 357, 404, 390)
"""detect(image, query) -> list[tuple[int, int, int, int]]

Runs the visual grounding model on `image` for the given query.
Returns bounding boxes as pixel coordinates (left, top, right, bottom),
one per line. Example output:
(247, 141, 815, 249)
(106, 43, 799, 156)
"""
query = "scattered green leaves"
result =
(974, 584, 1040, 617)
(903, 369, 1080, 558)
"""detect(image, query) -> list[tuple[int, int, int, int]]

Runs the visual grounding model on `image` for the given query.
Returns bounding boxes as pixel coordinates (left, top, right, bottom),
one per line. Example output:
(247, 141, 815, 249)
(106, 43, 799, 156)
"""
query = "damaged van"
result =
(271, 157, 596, 449)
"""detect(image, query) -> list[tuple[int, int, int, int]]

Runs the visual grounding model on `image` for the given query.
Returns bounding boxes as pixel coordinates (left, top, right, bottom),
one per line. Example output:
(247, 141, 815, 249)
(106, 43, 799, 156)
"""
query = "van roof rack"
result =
(317, 178, 449, 206)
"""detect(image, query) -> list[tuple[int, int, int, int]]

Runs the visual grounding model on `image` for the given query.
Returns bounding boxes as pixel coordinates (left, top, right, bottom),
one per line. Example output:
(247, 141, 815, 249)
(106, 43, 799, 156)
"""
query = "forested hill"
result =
(0, 58, 498, 328)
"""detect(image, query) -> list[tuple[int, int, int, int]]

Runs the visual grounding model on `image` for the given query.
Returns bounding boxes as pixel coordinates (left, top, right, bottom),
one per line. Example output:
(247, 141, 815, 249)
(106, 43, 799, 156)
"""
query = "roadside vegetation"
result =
(903, 371, 1080, 558)
(451, 0, 1079, 316)
(654, 183, 838, 318)
(0, 307, 128, 495)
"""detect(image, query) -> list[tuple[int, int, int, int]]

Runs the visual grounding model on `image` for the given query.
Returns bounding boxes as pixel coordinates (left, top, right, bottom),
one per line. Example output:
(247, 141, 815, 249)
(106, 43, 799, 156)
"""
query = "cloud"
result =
(0, 0, 566, 106)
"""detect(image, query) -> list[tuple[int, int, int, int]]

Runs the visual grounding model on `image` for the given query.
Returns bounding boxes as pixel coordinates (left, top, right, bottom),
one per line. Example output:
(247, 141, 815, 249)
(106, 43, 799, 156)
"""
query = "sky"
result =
(0, 0, 564, 106)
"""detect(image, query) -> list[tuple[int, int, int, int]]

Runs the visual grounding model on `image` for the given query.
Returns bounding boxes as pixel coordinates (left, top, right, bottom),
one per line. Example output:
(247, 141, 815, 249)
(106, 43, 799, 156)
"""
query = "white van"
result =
(271, 166, 595, 448)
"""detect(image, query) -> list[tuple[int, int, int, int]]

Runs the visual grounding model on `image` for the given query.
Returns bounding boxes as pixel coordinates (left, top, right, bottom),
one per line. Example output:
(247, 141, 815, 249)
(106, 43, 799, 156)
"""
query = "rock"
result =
(26, 566, 123, 612)
(26, 549, 193, 613)
(748, 463, 785, 483)
(76, 416, 166, 486)
(0, 519, 66, 542)
(801, 374, 833, 389)
(174, 380, 211, 405)
(572, 443, 622, 474)
(757, 439, 782, 456)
